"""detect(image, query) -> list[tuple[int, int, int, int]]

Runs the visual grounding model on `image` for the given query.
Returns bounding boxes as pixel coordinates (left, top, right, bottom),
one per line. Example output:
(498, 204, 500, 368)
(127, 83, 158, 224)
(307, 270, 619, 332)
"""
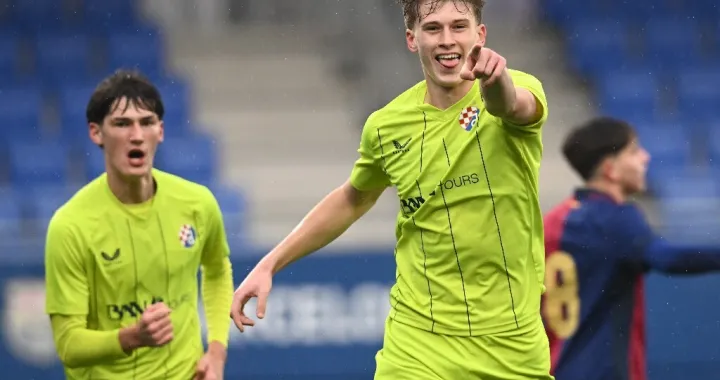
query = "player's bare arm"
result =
(460, 44, 543, 125)
(262, 180, 384, 274)
(230, 180, 385, 331)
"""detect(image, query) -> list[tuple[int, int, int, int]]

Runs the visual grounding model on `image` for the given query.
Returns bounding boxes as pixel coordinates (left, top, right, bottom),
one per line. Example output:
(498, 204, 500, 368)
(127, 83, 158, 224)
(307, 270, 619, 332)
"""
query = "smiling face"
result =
(405, 0, 486, 89)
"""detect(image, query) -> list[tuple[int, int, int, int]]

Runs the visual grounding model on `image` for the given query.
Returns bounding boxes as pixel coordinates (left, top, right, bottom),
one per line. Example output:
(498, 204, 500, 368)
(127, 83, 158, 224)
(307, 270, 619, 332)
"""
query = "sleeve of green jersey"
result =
(504, 69, 549, 134)
(199, 188, 233, 348)
(349, 112, 391, 191)
(45, 212, 89, 316)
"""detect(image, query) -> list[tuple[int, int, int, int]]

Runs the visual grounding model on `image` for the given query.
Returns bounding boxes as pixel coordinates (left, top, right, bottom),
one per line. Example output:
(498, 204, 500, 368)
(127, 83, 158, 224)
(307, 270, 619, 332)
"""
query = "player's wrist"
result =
(257, 254, 279, 275)
(206, 341, 227, 362)
(118, 325, 143, 354)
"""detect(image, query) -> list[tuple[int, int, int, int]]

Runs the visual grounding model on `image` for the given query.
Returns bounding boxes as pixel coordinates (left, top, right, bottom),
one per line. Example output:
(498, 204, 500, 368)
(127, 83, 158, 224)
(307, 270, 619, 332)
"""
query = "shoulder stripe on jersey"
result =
(474, 131, 519, 328)
(420, 111, 428, 172)
(376, 129, 392, 184)
(441, 139, 473, 335)
(126, 219, 141, 378)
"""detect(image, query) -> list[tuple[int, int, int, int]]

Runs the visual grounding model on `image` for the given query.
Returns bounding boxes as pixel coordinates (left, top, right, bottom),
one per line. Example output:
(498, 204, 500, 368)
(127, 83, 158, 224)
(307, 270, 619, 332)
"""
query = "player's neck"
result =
(586, 181, 625, 203)
(424, 79, 474, 110)
(107, 171, 155, 204)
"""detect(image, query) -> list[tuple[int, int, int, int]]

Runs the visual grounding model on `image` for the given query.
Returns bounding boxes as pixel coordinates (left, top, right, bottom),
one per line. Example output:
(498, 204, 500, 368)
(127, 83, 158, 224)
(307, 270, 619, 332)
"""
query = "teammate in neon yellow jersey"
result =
(231, 0, 552, 378)
(44, 70, 234, 380)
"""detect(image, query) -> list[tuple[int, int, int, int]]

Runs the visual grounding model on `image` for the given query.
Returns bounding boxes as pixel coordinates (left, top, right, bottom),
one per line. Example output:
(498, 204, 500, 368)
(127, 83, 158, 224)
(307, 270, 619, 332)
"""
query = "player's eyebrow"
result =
(110, 115, 157, 124)
(421, 18, 470, 27)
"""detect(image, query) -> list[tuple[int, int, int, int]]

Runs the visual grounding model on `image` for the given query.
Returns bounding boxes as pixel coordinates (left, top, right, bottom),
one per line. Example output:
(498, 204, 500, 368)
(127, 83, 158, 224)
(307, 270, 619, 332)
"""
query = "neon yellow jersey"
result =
(45, 169, 231, 379)
(350, 70, 548, 336)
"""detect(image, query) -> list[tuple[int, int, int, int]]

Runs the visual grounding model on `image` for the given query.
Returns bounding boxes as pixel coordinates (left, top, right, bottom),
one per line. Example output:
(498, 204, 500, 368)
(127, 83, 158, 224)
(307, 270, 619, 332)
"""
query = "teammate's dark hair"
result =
(561, 117, 636, 181)
(86, 69, 165, 125)
(398, 0, 486, 29)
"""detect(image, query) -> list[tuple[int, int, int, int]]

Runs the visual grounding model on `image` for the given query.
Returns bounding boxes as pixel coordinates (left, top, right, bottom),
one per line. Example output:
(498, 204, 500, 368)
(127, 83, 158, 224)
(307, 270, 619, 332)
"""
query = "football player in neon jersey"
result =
(231, 0, 553, 378)
(543, 117, 720, 380)
(44, 70, 233, 380)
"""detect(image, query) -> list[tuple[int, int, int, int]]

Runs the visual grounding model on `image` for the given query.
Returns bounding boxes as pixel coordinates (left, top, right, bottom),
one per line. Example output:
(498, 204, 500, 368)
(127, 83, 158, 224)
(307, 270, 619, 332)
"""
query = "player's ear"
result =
(476, 24, 487, 46)
(406, 29, 418, 53)
(89, 122, 103, 148)
(599, 157, 618, 181)
(158, 120, 164, 143)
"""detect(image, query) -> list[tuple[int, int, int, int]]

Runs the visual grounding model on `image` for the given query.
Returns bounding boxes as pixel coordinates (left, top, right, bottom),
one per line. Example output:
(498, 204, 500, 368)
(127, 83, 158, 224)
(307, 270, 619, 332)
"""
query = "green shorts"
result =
(374, 316, 554, 380)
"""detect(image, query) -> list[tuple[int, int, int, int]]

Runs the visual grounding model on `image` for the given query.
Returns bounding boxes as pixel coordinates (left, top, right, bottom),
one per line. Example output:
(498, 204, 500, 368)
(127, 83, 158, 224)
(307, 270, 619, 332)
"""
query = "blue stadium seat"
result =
(107, 30, 165, 79)
(688, 0, 720, 20)
(209, 184, 246, 242)
(542, 0, 605, 30)
(156, 134, 216, 185)
(9, 141, 69, 187)
(676, 68, 720, 121)
(82, 0, 138, 30)
(29, 185, 79, 233)
(0, 190, 22, 236)
(596, 70, 659, 120)
(157, 78, 191, 132)
(566, 20, 630, 77)
(654, 171, 720, 243)
(643, 18, 702, 72)
(638, 126, 692, 186)
(659, 202, 720, 244)
(58, 83, 96, 138)
(706, 126, 720, 166)
(613, 0, 674, 21)
(0, 35, 18, 80)
(653, 170, 719, 199)
(35, 32, 92, 84)
(82, 142, 106, 180)
(0, 86, 43, 139)
(11, 0, 76, 31)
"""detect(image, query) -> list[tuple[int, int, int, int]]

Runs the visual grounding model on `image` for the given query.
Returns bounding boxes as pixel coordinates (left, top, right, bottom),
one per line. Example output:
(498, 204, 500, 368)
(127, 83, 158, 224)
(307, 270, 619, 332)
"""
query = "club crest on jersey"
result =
(178, 224, 197, 248)
(458, 106, 479, 131)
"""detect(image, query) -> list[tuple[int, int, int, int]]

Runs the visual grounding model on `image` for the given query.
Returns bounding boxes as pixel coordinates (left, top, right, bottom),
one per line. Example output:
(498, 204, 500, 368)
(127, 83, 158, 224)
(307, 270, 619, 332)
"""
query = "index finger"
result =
(468, 44, 482, 60)
(230, 294, 254, 332)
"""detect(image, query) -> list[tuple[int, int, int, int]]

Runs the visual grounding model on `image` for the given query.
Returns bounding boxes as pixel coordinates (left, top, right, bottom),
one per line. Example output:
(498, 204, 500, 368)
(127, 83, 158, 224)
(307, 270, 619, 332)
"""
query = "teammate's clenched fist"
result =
(135, 302, 174, 347)
(459, 44, 507, 86)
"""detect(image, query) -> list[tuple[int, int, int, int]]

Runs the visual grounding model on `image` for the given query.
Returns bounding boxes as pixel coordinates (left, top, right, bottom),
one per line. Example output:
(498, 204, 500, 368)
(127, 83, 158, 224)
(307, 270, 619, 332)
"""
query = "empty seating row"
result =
(0, 133, 218, 187)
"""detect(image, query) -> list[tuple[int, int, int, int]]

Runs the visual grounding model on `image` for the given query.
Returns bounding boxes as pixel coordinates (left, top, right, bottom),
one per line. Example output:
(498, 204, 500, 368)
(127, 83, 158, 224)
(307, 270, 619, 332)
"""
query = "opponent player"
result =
(231, 1, 553, 378)
(44, 70, 234, 380)
(543, 117, 720, 380)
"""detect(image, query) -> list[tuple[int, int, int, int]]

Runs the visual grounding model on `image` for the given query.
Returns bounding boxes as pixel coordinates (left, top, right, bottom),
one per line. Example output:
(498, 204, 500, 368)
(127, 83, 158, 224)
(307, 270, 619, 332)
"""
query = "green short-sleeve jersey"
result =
(44, 169, 230, 379)
(350, 70, 548, 336)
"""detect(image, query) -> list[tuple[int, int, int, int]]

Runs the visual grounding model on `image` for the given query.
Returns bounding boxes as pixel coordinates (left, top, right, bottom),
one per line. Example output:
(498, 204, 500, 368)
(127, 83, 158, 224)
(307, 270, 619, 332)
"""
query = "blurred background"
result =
(0, 0, 719, 378)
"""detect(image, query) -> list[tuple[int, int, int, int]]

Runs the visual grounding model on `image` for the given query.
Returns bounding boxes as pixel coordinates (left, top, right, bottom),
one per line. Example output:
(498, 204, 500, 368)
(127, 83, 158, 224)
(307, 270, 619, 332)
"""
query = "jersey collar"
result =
(417, 80, 482, 120)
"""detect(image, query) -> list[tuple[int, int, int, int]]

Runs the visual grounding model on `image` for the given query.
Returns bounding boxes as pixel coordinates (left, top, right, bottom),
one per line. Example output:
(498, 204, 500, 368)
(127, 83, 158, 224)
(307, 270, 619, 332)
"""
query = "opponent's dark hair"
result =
(398, 0, 486, 29)
(561, 117, 636, 181)
(86, 69, 165, 125)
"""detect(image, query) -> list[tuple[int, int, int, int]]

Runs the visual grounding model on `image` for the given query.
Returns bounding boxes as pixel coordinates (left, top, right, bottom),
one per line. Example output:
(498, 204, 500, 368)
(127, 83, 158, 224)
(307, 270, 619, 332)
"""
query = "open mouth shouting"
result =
(128, 148, 147, 167)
